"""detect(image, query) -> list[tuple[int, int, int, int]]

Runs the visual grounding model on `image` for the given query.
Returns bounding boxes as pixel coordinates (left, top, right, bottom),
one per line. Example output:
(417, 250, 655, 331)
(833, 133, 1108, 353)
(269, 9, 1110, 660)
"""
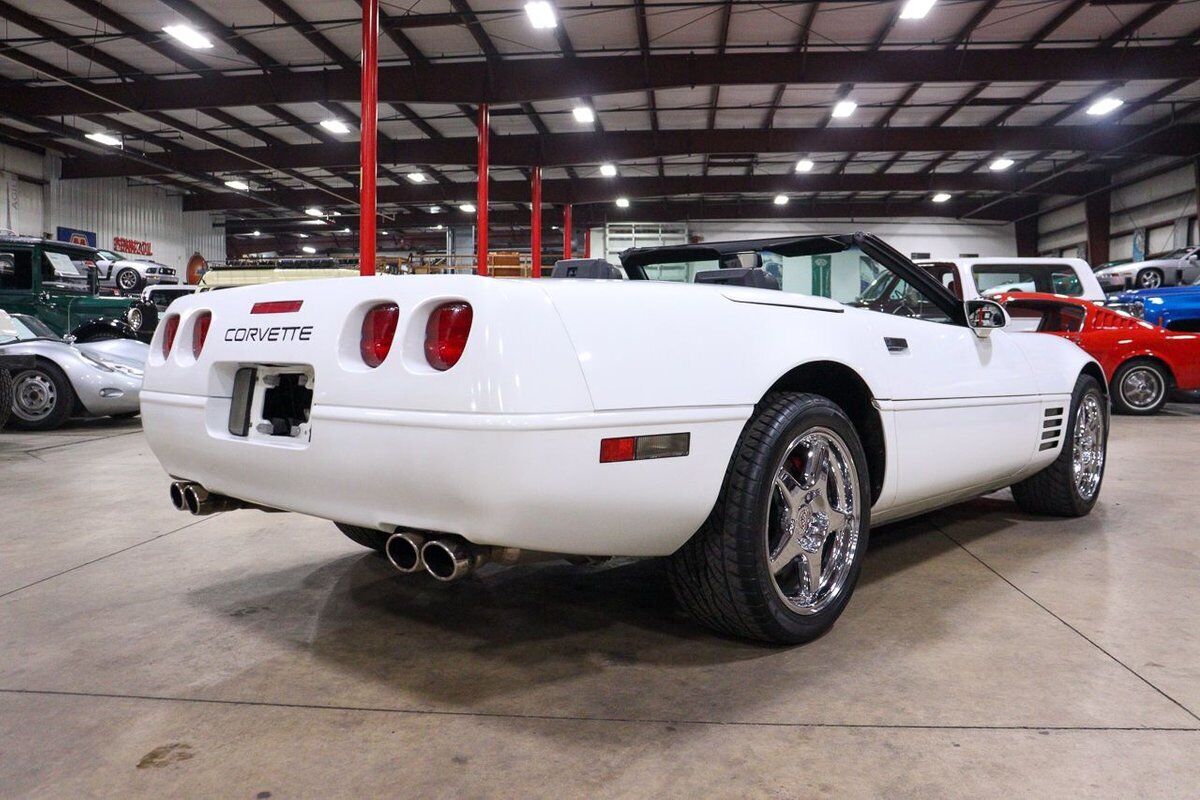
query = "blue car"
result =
(1110, 282, 1200, 333)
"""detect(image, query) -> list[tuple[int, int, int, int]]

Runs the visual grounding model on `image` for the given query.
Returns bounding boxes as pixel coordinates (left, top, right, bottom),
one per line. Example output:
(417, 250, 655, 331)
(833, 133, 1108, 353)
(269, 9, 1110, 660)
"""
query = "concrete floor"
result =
(2, 408, 1199, 799)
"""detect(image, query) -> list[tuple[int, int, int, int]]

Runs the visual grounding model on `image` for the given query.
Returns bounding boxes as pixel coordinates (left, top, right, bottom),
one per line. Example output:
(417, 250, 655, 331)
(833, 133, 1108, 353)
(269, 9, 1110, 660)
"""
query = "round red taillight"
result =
(424, 302, 473, 371)
(192, 312, 211, 358)
(360, 303, 399, 368)
(161, 314, 180, 358)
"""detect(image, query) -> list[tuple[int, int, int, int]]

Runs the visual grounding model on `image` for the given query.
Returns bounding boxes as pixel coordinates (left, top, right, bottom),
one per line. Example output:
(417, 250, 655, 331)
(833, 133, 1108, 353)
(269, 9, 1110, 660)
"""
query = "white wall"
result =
(0, 143, 49, 238)
(591, 218, 1017, 262)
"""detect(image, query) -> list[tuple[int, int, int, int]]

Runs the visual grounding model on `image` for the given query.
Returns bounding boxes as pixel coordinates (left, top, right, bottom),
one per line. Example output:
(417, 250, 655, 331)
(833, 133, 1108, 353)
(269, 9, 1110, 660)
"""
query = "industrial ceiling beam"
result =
(184, 171, 1108, 212)
(8, 46, 1198, 117)
(60, 123, 1200, 180)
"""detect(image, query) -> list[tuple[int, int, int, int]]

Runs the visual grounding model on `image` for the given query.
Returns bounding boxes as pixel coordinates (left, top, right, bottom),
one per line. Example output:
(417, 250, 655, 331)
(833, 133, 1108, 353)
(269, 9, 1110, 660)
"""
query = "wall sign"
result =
(113, 236, 153, 256)
(57, 227, 97, 247)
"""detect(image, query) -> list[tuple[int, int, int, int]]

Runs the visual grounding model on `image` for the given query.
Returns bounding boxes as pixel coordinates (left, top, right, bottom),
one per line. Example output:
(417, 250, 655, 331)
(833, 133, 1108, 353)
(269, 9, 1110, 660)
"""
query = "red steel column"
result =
(563, 203, 573, 259)
(358, 0, 378, 276)
(531, 165, 542, 278)
(476, 103, 489, 276)
(583, 227, 591, 258)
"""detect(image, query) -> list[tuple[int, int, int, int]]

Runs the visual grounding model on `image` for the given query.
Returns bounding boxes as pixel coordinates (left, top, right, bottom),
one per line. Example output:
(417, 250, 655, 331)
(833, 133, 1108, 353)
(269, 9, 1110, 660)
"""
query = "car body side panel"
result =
(0, 338, 144, 415)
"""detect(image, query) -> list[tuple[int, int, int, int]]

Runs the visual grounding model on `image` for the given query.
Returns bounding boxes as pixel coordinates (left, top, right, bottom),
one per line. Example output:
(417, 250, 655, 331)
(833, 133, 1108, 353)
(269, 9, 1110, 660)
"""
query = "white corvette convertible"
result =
(141, 233, 1108, 643)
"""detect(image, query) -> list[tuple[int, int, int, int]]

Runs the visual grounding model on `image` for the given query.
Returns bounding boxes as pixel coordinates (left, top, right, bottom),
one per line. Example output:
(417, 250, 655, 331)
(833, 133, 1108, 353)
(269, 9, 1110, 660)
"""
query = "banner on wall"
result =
(56, 227, 98, 247)
(113, 236, 153, 256)
(1131, 228, 1147, 262)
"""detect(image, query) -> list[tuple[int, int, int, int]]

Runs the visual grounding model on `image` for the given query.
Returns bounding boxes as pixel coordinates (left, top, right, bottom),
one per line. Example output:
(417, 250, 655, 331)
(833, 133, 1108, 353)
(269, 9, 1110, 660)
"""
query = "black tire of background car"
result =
(1111, 358, 1171, 416)
(1011, 374, 1107, 517)
(334, 522, 390, 553)
(666, 392, 871, 644)
(7, 359, 76, 432)
(0, 369, 12, 431)
(130, 300, 158, 333)
(116, 268, 144, 294)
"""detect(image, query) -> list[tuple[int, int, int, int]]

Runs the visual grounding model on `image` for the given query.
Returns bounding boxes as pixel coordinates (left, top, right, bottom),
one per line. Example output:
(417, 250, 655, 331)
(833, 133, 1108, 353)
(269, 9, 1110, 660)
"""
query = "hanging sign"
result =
(113, 236, 153, 256)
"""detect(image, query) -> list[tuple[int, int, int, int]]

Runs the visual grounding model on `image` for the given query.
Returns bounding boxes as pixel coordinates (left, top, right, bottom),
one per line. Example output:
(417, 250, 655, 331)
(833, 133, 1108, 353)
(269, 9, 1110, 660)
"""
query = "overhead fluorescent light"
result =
(407, 171, 427, 183)
(794, 158, 814, 173)
(524, 0, 558, 29)
(340, 227, 351, 234)
(301, 245, 316, 254)
(251, 230, 261, 237)
(84, 131, 121, 147)
(302, 219, 326, 225)
(932, 192, 952, 203)
(899, 0, 936, 20)
(429, 205, 442, 213)
(223, 179, 250, 191)
(320, 118, 351, 134)
(573, 105, 595, 124)
(460, 203, 476, 213)
(988, 158, 1015, 172)
(435, 224, 445, 230)
(599, 163, 617, 177)
(615, 197, 630, 208)
(162, 24, 213, 50)
(304, 207, 323, 217)
(773, 194, 789, 205)
(1086, 96, 1123, 116)
(831, 100, 857, 119)
(296, 233, 309, 238)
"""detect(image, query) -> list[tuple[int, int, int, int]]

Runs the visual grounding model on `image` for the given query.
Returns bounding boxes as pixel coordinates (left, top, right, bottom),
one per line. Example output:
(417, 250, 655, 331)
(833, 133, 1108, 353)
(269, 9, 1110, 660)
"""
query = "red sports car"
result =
(995, 292, 1200, 415)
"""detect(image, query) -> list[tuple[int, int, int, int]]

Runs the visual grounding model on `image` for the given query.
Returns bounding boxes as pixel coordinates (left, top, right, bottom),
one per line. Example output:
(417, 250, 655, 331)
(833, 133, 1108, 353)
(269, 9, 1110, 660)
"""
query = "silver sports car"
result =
(0, 310, 147, 431)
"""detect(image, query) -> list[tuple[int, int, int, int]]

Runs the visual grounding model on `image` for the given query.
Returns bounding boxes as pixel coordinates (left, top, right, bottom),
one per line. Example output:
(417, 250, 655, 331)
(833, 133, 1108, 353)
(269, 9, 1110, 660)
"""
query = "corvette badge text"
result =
(224, 325, 313, 342)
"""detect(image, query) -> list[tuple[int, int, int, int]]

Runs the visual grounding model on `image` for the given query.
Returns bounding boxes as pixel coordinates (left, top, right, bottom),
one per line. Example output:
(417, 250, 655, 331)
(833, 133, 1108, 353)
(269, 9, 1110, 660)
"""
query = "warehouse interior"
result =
(2, 0, 1200, 796)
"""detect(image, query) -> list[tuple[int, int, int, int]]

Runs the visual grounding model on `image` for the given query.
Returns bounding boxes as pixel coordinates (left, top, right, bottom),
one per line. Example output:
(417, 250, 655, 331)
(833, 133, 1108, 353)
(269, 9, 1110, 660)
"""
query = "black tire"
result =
(0, 369, 12, 431)
(1011, 374, 1107, 517)
(116, 268, 144, 294)
(666, 392, 871, 644)
(335, 522, 390, 553)
(1111, 358, 1170, 416)
(7, 360, 76, 431)
(1136, 268, 1163, 289)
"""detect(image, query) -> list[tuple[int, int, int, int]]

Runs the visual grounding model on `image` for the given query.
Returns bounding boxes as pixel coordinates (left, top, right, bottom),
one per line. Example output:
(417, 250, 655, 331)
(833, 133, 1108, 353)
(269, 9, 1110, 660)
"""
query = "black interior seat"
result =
(549, 258, 623, 279)
(694, 267, 781, 290)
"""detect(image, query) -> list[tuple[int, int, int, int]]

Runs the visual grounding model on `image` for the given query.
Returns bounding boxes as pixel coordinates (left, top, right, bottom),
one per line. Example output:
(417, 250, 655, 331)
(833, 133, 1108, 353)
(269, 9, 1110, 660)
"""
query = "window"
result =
(41, 249, 89, 292)
(972, 263, 1085, 297)
(0, 250, 33, 290)
(1004, 301, 1085, 333)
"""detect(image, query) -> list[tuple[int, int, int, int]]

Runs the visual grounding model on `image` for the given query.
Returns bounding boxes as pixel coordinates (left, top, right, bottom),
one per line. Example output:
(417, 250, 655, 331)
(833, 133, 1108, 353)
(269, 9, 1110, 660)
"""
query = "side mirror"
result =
(966, 299, 1007, 338)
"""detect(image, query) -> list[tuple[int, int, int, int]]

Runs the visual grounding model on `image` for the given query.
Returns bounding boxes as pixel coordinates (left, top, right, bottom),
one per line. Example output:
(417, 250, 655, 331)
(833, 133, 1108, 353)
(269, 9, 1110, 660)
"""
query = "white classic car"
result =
(1094, 246, 1200, 291)
(141, 233, 1109, 643)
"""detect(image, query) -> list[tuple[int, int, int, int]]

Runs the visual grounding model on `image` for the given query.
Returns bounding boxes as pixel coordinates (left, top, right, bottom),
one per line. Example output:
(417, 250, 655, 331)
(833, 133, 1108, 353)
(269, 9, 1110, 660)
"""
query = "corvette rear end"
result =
(140, 275, 745, 560)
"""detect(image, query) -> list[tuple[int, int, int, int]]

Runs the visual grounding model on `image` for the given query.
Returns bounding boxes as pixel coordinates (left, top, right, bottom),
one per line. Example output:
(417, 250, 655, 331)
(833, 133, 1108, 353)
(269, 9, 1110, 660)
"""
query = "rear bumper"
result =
(141, 390, 749, 557)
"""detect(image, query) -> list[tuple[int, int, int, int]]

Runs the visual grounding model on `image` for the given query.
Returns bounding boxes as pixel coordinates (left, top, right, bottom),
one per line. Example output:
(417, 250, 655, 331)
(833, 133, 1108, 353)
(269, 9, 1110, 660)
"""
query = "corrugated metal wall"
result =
(49, 166, 226, 270)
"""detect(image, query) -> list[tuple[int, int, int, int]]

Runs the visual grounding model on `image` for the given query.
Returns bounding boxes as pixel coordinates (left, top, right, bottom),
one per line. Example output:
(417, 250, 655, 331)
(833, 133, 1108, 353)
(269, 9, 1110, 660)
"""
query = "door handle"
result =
(884, 337, 908, 353)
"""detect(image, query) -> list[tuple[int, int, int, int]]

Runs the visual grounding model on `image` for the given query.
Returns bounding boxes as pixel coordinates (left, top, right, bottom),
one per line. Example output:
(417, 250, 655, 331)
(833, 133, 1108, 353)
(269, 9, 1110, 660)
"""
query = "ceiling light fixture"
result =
(435, 224, 445, 230)
(899, 0, 936, 20)
(461, 203, 477, 213)
(524, 0, 558, 29)
(1086, 96, 1123, 116)
(773, 194, 789, 205)
(599, 163, 617, 177)
(615, 197, 630, 208)
(429, 205, 442, 213)
(989, 158, 1015, 171)
(831, 100, 857, 119)
(407, 171, 427, 183)
(223, 179, 250, 191)
(932, 192, 952, 203)
(301, 245, 317, 254)
(297, 233, 309, 238)
(84, 131, 121, 147)
(251, 230, 261, 237)
(320, 119, 351, 134)
(794, 158, 814, 173)
(162, 24, 213, 50)
(304, 207, 323, 217)
(573, 105, 596, 124)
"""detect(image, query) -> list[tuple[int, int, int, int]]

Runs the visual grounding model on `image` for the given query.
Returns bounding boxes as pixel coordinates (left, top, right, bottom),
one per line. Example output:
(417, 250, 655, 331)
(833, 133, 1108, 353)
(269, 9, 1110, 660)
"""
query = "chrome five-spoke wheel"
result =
(766, 428, 860, 616)
(1118, 366, 1163, 412)
(1072, 392, 1105, 501)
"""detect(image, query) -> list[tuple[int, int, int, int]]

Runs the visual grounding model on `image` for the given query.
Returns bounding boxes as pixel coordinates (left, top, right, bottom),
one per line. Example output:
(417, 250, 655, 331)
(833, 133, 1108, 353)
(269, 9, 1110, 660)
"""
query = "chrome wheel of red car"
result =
(1115, 362, 1167, 414)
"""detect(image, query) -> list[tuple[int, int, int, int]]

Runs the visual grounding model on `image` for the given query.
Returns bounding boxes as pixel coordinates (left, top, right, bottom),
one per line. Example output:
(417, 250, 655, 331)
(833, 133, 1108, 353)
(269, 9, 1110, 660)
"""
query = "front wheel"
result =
(1111, 359, 1170, 415)
(667, 392, 870, 644)
(116, 268, 143, 293)
(1011, 374, 1107, 517)
(1136, 268, 1163, 289)
(8, 361, 75, 431)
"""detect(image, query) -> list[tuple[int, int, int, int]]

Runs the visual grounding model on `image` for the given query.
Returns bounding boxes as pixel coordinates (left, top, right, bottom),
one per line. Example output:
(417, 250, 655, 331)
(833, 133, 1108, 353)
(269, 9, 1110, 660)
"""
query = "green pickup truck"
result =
(0, 236, 158, 342)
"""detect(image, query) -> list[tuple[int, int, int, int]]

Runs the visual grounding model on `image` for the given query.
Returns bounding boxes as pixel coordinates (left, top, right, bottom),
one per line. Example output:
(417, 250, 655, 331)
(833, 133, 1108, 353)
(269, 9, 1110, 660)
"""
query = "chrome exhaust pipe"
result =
(169, 481, 192, 511)
(182, 484, 242, 515)
(421, 538, 486, 582)
(385, 531, 426, 574)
